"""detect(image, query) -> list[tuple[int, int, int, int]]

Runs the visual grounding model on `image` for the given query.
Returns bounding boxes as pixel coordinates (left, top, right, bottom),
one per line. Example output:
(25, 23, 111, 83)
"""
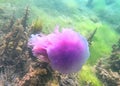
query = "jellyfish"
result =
(28, 26, 90, 74)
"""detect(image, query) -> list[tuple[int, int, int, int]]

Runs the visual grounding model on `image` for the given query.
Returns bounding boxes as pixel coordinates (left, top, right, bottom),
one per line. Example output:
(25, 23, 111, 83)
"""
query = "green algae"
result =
(78, 65, 103, 86)
(0, 0, 120, 86)
(88, 24, 119, 65)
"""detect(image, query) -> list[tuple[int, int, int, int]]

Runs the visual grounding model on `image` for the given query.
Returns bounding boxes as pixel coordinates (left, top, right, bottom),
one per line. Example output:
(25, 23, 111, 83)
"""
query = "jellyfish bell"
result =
(28, 27, 90, 74)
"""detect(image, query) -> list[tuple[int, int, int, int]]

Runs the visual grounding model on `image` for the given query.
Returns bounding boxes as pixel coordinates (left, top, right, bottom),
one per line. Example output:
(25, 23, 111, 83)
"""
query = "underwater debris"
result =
(95, 38, 120, 86)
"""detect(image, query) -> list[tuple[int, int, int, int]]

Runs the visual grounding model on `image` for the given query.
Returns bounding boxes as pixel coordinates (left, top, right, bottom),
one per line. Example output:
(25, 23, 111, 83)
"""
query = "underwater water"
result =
(0, 0, 120, 86)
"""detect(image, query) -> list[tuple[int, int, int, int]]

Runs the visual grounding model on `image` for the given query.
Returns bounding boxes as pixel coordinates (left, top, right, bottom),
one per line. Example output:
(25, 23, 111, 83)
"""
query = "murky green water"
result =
(0, 0, 120, 86)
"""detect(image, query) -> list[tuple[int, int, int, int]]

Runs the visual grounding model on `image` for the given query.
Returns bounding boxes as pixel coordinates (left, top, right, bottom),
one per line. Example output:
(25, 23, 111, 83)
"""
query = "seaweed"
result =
(16, 61, 53, 86)
(95, 38, 120, 86)
(0, 7, 32, 85)
(21, 6, 29, 30)
(87, 28, 97, 45)
(0, 7, 79, 86)
(31, 18, 43, 34)
(59, 74, 79, 86)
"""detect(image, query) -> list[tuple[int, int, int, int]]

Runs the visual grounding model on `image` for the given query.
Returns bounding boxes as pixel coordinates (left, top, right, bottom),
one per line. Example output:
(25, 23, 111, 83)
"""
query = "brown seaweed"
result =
(95, 38, 120, 86)
(0, 7, 31, 85)
(0, 7, 79, 86)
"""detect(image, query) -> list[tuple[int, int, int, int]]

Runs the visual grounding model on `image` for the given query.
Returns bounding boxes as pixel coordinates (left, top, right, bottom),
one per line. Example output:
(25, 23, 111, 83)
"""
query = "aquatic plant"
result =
(88, 24, 119, 65)
(28, 26, 90, 74)
(31, 18, 43, 34)
(78, 65, 102, 86)
(95, 38, 120, 86)
(0, 6, 82, 85)
(0, 67, 18, 86)
(0, 7, 29, 57)
(87, 28, 97, 45)
(0, 7, 31, 85)
(59, 74, 79, 86)
(17, 61, 53, 86)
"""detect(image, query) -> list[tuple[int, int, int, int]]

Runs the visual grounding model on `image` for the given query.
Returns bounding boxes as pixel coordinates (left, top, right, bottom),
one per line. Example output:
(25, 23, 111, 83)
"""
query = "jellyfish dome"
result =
(28, 26, 90, 74)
